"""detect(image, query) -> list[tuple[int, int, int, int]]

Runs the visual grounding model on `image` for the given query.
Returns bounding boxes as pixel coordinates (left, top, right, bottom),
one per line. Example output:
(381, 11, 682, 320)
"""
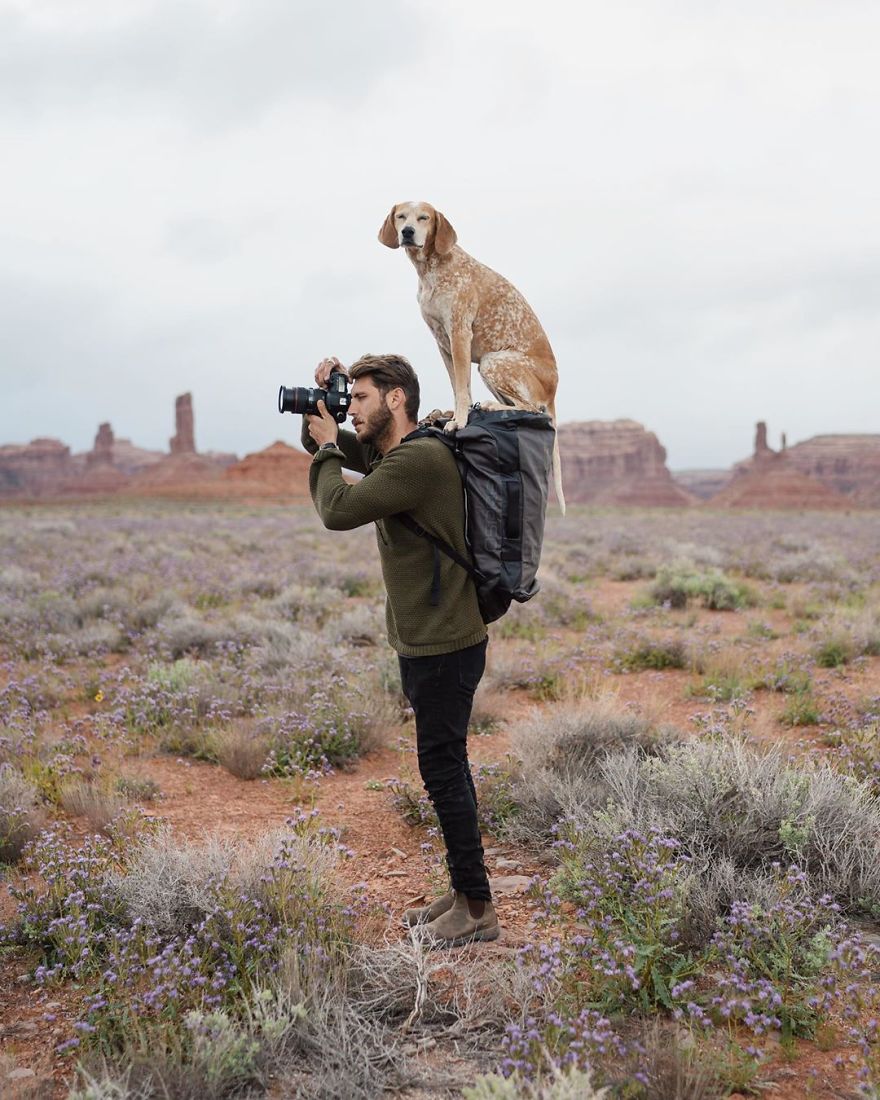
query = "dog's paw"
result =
(418, 408, 453, 428)
(445, 405, 470, 433)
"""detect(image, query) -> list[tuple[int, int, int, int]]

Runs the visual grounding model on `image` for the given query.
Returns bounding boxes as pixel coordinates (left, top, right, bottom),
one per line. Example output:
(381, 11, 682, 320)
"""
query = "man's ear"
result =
(433, 210, 457, 255)
(378, 206, 400, 249)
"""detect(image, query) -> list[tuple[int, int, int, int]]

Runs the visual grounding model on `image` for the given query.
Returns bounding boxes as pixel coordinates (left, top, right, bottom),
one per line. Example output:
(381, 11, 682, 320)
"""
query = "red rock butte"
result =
(784, 435, 880, 508)
(556, 420, 696, 506)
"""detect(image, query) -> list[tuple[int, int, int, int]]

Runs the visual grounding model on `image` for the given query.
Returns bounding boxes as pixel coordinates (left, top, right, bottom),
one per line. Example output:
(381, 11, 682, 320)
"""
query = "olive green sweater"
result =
(302, 422, 487, 657)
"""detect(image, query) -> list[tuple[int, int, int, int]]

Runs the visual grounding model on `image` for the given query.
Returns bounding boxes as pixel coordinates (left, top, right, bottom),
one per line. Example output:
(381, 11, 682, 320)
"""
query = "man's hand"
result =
(315, 356, 348, 387)
(306, 400, 339, 449)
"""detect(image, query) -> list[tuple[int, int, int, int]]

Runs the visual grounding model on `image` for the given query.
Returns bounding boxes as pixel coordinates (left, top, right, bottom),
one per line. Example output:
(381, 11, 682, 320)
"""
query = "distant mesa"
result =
(0, 437, 72, 497)
(557, 420, 696, 506)
(784, 433, 880, 507)
(128, 442, 315, 501)
(671, 468, 732, 500)
(222, 441, 313, 498)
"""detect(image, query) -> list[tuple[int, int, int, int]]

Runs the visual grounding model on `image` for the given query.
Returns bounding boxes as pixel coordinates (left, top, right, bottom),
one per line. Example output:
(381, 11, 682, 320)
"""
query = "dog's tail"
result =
(548, 402, 566, 516)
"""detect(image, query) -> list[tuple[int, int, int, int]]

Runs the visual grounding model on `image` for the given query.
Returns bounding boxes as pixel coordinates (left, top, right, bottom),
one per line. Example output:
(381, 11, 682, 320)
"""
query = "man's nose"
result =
(401, 225, 415, 239)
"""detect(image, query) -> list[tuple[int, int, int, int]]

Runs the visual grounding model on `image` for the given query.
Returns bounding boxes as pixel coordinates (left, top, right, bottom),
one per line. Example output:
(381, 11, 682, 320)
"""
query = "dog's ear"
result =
(378, 206, 400, 249)
(433, 210, 457, 255)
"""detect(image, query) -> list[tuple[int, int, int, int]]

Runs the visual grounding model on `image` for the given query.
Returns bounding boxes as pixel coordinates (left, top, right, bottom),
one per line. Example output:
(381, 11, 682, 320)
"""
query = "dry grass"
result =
(59, 779, 129, 833)
(0, 765, 44, 863)
(212, 720, 271, 780)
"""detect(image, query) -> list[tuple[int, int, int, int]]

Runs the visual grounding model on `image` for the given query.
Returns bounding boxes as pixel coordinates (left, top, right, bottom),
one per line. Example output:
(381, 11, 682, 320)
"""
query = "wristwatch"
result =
(317, 441, 339, 453)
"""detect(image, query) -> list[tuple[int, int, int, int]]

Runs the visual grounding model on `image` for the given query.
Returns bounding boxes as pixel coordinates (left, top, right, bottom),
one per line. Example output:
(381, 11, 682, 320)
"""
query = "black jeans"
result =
(398, 639, 491, 902)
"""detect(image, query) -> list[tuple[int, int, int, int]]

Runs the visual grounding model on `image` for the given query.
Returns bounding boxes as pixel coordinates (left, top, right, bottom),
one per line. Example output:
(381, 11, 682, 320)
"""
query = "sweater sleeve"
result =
(299, 418, 371, 475)
(310, 442, 434, 531)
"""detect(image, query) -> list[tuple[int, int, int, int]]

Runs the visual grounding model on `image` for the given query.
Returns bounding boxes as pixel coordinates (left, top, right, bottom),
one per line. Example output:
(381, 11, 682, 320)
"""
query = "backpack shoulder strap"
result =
(395, 427, 487, 595)
(395, 512, 482, 580)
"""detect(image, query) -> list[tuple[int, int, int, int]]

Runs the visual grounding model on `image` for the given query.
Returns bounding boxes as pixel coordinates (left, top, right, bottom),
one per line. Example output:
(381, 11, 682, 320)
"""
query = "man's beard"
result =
(357, 403, 394, 449)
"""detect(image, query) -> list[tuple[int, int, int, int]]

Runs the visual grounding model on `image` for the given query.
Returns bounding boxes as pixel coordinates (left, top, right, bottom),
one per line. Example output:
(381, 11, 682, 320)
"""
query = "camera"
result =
(278, 370, 350, 424)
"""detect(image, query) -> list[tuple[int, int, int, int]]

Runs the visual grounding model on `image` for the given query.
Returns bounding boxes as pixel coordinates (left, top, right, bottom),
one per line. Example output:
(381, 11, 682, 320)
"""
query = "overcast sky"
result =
(1, 0, 878, 471)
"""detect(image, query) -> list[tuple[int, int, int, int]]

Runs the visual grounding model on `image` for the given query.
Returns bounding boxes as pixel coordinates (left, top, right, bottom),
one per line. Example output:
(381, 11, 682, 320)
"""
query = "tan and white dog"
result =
(379, 201, 564, 513)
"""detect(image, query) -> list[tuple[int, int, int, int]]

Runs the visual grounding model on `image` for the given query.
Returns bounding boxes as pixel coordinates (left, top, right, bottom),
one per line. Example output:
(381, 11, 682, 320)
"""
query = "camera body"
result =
(278, 370, 350, 424)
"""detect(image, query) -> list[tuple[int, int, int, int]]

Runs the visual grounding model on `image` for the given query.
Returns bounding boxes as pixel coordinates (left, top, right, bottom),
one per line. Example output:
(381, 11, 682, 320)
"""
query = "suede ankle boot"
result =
(402, 889, 455, 928)
(420, 891, 499, 947)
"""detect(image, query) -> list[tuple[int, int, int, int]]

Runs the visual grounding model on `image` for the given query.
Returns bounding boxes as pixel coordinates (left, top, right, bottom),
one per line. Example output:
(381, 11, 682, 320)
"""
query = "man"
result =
(300, 352, 498, 946)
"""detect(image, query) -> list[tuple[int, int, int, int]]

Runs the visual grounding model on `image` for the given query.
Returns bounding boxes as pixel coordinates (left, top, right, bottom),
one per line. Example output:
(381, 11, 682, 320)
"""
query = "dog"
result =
(378, 201, 564, 513)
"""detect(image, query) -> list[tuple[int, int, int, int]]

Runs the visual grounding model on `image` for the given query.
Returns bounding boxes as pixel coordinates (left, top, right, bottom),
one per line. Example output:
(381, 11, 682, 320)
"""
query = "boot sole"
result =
(424, 924, 501, 948)
(402, 914, 433, 928)
(402, 906, 455, 929)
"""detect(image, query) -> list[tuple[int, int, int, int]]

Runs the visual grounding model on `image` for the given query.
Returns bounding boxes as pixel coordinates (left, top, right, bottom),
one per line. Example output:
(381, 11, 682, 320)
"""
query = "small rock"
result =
(389, 846, 408, 859)
(7, 1069, 36, 1081)
(492, 875, 532, 895)
(495, 858, 521, 870)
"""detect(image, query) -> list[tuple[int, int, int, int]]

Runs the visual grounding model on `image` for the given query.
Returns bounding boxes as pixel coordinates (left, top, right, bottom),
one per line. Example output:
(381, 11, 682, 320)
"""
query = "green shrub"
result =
(814, 637, 852, 668)
(751, 658, 812, 695)
(746, 620, 778, 640)
(826, 722, 880, 794)
(781, 691, 821, 727)
(146, 658, 200, 691)
(687, 671, 749, 703)
(616, 637, 689, 671)
(114, 775, 161, 802)
(648, 566, 756, 611)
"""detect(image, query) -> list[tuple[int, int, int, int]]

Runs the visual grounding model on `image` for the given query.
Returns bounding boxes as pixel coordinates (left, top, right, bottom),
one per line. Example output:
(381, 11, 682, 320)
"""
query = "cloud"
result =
(0, 0, 422, 127)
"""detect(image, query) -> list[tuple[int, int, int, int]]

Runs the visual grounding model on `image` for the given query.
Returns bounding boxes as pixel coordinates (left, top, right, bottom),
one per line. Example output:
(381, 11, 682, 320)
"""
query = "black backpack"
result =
(398, 406, 555, 624)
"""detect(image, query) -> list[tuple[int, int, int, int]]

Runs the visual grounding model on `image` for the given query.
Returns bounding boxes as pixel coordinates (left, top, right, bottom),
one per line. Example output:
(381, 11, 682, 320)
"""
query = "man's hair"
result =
(349, 354, 420, 420)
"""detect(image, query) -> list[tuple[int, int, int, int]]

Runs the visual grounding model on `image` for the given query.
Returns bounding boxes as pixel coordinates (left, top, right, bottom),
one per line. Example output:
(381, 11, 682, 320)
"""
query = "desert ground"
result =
(1, 501, 879, 1099)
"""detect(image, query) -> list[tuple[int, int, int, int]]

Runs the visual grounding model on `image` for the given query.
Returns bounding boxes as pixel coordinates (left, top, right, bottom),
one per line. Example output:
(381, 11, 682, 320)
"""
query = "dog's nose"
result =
(401, 225, 415, 239)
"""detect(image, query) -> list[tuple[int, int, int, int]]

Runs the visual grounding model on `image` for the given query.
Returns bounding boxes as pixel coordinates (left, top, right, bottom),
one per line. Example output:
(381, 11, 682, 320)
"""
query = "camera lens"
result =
(278, 386, 318, 415)
(278, 377, 348, 421)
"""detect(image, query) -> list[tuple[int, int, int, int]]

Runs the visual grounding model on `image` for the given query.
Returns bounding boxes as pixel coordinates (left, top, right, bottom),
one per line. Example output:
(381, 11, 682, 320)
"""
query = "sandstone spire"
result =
(754, 421, 771, 457)
(87, 422, 114, 466)
(170, 393, 196, 454)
